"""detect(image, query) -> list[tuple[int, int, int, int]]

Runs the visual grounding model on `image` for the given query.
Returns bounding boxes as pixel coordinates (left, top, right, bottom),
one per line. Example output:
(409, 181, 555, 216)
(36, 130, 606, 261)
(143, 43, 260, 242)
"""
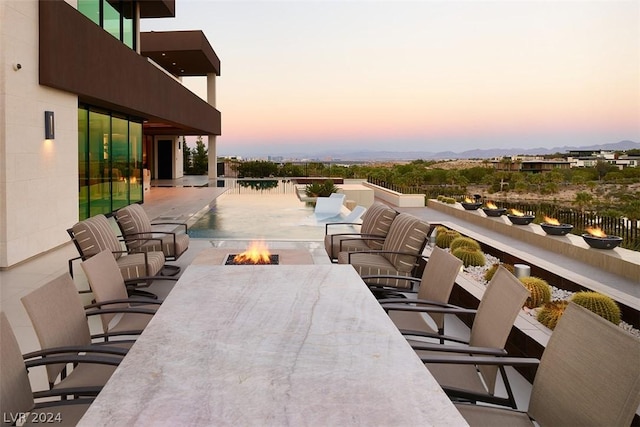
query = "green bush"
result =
(305, 180, 338, 198)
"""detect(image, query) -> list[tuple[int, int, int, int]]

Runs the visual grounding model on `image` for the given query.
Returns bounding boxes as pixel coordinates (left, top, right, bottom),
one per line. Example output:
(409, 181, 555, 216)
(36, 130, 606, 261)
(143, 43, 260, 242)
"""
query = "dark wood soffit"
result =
(141, 31, 220, 76)
(137, 0, 175, 18)
(38, 0, 220, 136)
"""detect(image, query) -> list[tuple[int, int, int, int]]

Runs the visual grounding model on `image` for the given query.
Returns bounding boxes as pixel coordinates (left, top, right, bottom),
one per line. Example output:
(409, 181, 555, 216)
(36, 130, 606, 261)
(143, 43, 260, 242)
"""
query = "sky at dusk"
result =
(141, 1, 640, 157)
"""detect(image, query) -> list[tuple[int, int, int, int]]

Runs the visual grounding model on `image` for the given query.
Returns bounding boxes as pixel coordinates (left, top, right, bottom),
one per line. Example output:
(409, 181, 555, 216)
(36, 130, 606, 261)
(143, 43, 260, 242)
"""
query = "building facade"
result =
(0, 0, 221, 267)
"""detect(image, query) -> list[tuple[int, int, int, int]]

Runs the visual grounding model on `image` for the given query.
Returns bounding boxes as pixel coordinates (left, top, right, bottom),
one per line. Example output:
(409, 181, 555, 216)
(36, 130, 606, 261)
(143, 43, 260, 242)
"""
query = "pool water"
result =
(188, 179, 349, 240)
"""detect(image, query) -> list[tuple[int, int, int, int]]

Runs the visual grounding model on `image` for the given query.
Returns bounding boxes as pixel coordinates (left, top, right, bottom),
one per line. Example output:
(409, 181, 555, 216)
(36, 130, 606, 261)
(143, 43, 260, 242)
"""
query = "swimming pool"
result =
(188, 179, 354, 240)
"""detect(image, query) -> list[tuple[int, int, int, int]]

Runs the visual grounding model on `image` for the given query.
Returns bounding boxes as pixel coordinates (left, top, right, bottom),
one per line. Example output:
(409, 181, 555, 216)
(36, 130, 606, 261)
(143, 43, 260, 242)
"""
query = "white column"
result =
(206, 73, 217, 180)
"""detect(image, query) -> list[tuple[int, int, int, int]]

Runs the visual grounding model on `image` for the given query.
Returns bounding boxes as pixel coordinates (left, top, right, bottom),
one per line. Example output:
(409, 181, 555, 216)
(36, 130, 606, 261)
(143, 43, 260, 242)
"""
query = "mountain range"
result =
(299, 140, 640, 162)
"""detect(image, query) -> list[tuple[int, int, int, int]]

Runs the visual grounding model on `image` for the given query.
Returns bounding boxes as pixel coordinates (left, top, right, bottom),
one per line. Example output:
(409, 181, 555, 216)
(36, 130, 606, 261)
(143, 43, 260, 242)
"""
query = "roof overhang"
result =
(141, 31, 220, 77)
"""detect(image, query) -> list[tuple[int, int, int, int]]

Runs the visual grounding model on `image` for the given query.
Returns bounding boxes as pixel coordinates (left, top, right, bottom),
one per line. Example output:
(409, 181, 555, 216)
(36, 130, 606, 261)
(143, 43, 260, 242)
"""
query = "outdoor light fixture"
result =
(44, 111, 55, 139)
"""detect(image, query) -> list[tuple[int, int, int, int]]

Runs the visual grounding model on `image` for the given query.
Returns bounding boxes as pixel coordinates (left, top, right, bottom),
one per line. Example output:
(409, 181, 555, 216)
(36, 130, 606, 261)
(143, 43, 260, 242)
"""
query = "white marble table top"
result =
(78, 264, 467, 426)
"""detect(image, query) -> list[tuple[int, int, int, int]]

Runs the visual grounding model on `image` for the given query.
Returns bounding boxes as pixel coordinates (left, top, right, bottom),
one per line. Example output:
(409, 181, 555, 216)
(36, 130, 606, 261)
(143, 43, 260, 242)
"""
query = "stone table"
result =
(78, 264, 467, 426)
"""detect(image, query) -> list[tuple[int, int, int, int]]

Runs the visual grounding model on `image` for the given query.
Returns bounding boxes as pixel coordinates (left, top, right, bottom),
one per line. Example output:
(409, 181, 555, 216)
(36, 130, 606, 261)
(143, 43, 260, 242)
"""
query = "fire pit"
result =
(482, 202, 506, 217)
(461, 197, 482, 210)
(540, 216, 573, 236)
(582, 227, 623, 250)
(224, 241, 280, 265)
(507, 209, 535, 225)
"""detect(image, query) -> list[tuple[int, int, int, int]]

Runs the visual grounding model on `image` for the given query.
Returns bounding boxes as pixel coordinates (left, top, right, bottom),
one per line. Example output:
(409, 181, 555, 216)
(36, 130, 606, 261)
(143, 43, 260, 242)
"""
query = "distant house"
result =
(1, 0, 221, 268)
(492, 156, 570, 173)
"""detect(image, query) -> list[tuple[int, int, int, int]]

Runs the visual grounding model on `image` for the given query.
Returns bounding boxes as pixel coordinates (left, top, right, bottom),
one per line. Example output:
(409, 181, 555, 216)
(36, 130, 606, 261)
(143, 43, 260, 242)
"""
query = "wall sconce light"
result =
(178, 140, 182, 150)
(44, 111, 55, 139)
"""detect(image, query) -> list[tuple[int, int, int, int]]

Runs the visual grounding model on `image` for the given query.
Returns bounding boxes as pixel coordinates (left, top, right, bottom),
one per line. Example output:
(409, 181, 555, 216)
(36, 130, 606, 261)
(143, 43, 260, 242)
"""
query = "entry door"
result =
(157, 140, 173, 179)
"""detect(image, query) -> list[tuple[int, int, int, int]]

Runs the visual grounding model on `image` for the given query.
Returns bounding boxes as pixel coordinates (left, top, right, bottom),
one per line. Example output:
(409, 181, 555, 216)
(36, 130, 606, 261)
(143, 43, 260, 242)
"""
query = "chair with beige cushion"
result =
(337, 213, 431, 290)
(81, 249, 165, 339)
(324, 202, 398, 262)
(68, 214, 165, 297)
(370, 246, 463, 335)
(1, 312, 105, 426)
(404, 266, 529, 409)
(115, 203, 189, 275)
(20, 275, 129, 392)
(448, 303, 640, 427)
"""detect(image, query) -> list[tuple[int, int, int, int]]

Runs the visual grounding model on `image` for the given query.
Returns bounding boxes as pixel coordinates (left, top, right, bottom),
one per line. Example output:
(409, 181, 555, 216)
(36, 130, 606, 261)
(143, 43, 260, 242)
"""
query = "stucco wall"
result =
(1, 0, 79, 267)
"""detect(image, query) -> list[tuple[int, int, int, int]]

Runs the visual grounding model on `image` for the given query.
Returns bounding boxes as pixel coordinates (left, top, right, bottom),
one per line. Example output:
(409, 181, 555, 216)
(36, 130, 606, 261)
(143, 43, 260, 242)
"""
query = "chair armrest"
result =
(151, 221, 188, 233)
(85, 307, 157, 318)
(25, 354, 123, 370)
(84, 298, 162, 309)
(411, 342, 509, 357)
(347, 250, 427, 264)
(33, 386, 101, 400)
(125, 276, 179, 285)
(23, 345, 128, 360)
(421, 354, 540, 367)
(381, 303, 477, 316)
(399, 329, 471, 345)
(325, 222, 362, 233)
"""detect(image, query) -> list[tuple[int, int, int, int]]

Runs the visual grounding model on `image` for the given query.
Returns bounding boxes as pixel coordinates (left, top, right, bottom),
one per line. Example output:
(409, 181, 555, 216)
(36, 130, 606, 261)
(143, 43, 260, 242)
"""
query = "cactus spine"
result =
(449, 237, 481, 252)
(451, 247, 486, 267)
(519, 277, 552, 309)
(570, 291, 621, 325)
(436, 230, 461, 249)
(537, 300, 569, 330)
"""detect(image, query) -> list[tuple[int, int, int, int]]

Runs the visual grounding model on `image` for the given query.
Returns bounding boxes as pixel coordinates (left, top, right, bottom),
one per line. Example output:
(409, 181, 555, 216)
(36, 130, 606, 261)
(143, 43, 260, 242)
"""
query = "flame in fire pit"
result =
(510, 209, 525, 217)
(543, 216, 560, 225)
(233, 241, 272, 264)
(464, 197, 474, 203)
(486, 201, 498, 209)
(585, 227, 607, 238)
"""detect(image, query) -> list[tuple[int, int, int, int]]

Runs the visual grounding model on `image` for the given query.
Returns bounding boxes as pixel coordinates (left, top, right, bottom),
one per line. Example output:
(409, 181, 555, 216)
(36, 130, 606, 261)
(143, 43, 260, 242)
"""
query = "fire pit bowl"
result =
(541, 223, 574, 236)
(461, 202, 483, 210)
(482, 207, 507, 217)
(582, 234, 623, 250)
(507, 214, 535, 225)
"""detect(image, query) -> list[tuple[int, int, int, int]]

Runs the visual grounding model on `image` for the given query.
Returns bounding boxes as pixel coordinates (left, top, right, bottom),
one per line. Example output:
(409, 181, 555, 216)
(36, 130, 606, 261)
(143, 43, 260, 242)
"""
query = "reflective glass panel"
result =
(78, 0, 100, 25)
(103, 0, 121, 42)
(111, 117, 129, 210)
(78, 108, 89, 220)
(88, 111, 111, 217)
(129, 122, 143, 204)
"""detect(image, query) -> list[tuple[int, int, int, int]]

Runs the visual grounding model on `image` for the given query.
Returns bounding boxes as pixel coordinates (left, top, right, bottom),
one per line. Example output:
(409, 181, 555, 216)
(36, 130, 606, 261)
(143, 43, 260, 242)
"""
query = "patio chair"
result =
(370, 246, 463, 335)
(114, 203, 189, 276)
(67, 213, 165, 298)
(313, 193, 346, 221)
(337, 213, 431, 289)
(447, 303, 640, 427)
(20, 275, 129, 391)
(81, 249, 165, 339)
(324, 201, 398, 262)
(404, 266, 529, 409)
(1, 312, 105, 426)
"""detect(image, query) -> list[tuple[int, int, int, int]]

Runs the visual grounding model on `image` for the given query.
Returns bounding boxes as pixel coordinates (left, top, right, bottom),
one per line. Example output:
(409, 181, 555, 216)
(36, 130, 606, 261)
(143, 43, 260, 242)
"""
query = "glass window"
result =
(79, 107, 144, 220)
(103, 0, 121, 42)
(78, 0, 100, 25)
(129, 122, 143, 204)
(88, 111, 112, 217)
(78, 108, 89, 220)
(111, 117, 129, 210)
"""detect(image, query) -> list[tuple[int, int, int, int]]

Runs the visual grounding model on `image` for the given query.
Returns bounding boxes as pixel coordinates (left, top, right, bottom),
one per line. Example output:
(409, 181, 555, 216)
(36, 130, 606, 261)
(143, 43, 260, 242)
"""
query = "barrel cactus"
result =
(449, 237, 481, 252)
(537, 300, 569, 330)
(451, 247, 486, 267)
(519, 277, 552, 309)
(436, 230, 461, 248)
(484, 263, 515, 282)
(570, 291, 621, 325)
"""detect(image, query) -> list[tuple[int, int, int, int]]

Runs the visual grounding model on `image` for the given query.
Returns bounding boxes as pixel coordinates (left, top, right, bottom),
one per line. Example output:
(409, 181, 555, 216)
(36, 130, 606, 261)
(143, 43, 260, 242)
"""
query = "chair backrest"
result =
(528, 303, 640, 426)
(20, 274, 92, 385)
(416, 247, 463, 330)
(69, 214, 123, 260)
(469, 266, 529, 394)
(80, 249, 130, 332)
(114, 204, 152, 251)
(342, 205, 367, 223)
(359, 202, 398, 250)
(1, 312, 35, 420)
(381, 213, 431, 272)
